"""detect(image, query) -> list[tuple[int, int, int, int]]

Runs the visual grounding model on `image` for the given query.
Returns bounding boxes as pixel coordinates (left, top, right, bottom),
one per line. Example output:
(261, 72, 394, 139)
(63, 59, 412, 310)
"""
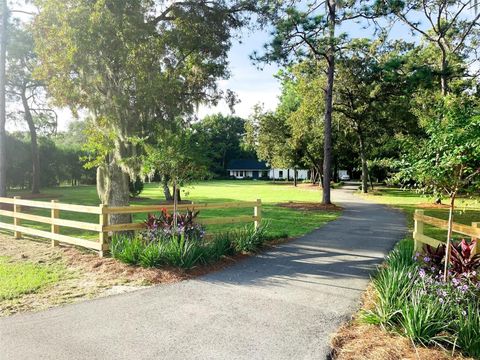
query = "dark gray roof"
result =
(227, 159, 269, 170)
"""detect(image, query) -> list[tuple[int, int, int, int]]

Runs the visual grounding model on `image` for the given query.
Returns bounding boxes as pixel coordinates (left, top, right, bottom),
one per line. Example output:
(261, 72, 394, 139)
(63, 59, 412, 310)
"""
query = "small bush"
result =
(129, 177, 144, 198)
(110, 235, 143, 265)
(162, 234, 205, 269)
(232, 223, 269, 253)
(363, 237, 480, 357)
(398, 291, 451, 346)
(453, 302, 480, 358)
(139, 242, 164, 268)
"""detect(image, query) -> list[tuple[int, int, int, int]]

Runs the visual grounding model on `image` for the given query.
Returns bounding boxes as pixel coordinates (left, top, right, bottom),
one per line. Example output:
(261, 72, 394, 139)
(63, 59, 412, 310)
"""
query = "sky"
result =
(8, 2, 477, 132)
(196, 28, 281, 120)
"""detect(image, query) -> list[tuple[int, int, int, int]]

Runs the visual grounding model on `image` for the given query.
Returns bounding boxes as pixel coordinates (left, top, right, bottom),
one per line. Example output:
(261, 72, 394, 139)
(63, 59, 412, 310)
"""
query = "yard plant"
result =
(363, 239, 480, 358)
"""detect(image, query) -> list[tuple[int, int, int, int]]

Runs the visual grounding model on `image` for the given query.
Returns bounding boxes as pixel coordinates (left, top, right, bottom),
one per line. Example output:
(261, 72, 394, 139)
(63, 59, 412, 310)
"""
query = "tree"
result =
(7, 23, 56, 194)
(397, 94, 480, 281)
(34, 0, 258, 224)
(334, 39, 417, 193)
(255, 1, 376, 204)
(193, 114, 253, 177)
(379, 0, 480, 95)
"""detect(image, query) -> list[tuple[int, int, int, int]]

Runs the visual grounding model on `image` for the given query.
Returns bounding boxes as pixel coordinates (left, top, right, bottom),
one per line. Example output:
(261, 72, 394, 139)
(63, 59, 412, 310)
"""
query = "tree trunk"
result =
(0, 1, 8, 197)
(161, 175, 173, 201)
(322, 0, 336, 205)
(358, 131, 368, 194)
(443, 193, 456, 282)
(21, 89, 40, 194)
(294, 169, 297, 187)
(97, 155, 131, 225)
(439, 41, 448, 96)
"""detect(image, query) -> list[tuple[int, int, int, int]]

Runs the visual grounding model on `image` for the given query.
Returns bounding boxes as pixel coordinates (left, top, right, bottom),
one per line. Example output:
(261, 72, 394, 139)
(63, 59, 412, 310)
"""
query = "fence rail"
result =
(0, 197, 262, 257)
(413, 209, 479, 254)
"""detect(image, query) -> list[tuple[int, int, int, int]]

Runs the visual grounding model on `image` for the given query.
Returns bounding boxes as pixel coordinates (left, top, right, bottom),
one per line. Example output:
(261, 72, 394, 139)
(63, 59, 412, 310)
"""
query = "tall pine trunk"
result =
(21, 89, 40, 194)
(0, 0, 7, 197)
(322, 0, 336, 205)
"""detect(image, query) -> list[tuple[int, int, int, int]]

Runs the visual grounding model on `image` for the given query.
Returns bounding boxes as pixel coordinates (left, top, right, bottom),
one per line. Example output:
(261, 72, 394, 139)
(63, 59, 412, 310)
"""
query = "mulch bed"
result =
(277, 202, 343, 211)
(417, 202, 450, 209)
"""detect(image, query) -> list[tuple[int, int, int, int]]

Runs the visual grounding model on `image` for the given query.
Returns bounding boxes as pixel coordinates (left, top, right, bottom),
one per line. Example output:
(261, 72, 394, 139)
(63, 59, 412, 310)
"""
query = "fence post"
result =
(413, 209, 424, 253)
(254, 199, 262, 230)
(99, 204, 109, 258)
(472, 222, 479, 256)
(51, 200, 60, 247)
(13, 196, 22, 239)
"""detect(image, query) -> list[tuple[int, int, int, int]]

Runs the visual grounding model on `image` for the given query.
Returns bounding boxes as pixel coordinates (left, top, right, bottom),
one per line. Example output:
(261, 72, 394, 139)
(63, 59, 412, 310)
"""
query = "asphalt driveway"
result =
(0, 185, 406, 360)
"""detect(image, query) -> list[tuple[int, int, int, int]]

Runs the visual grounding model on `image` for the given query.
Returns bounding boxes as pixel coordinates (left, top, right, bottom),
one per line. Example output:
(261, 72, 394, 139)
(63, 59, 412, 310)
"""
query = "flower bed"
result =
(111, 208, 272, 269)
(361, 239, 480, 358)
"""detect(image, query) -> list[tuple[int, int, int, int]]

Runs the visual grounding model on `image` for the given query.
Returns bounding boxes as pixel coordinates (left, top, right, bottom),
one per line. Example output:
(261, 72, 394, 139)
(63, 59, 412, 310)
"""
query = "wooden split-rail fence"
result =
(0, 197, 262, 257)
(413, 209, 479, 255)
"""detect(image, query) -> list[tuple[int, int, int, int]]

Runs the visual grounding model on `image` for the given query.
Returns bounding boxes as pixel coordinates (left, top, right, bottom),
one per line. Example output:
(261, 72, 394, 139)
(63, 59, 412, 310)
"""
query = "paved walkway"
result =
(0, 185, 406, 360)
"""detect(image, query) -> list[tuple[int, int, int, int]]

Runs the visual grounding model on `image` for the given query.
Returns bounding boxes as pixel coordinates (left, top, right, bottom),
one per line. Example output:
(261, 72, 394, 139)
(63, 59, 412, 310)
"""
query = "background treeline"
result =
(6, 113, 257, 191)
(6, 122, 95, 190)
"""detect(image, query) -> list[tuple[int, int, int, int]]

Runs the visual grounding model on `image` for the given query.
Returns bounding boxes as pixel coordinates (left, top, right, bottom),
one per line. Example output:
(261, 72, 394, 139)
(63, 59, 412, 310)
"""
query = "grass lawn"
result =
(361, 187, 480, 242)
(0, 256, 63, 301)
(3, 180, 339, 243)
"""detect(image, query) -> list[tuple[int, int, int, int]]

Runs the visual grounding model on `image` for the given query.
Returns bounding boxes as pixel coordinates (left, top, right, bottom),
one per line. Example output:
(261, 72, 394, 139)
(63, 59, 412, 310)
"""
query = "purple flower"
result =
(423, 256, 431, 263)
(419, 268, 426, 278)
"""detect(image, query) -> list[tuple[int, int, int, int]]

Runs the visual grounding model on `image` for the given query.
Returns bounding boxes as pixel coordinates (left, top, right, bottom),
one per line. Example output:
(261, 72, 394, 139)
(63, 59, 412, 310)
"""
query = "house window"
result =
(279, 170, 283, 178)
(240, 171, 244, 177)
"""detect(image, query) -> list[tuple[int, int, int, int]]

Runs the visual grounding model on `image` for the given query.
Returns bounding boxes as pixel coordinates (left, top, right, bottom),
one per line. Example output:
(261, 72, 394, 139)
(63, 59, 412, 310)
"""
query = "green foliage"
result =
(193, 114, 255, 177)
(397, 94, 480, 199)
(363, 237, 480, 357)
(453, 302, 480, 358)
(6, 131, 95, 189)
(111, 223, 269, 269)
(398, 291, 451, 346)
(129, 177, 144, 198)
(33, 0, 259, 197)
(110, 235, 144, 265)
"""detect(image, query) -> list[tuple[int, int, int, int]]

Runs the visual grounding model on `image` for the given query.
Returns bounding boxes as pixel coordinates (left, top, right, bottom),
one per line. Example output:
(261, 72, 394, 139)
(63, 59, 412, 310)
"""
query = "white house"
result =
(227, 160, 309, 181)
(269, 168, 309, 180)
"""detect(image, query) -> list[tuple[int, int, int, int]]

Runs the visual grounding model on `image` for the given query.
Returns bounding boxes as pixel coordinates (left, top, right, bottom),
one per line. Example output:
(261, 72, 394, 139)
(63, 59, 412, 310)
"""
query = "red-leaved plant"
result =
(144, 208, 204, 241)
(450, 239, 480, 276)
(422, 239, 480, 281)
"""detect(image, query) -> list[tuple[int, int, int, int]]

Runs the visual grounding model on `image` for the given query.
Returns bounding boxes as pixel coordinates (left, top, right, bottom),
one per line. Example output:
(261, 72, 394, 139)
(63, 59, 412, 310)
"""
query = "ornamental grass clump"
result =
(362, 238, 480, 358)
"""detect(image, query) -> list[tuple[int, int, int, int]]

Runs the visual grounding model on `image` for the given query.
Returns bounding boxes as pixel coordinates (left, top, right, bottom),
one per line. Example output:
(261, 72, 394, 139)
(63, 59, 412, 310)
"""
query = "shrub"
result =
(110, 235, 143, 265)
(453, 302, 480, 358)
(362, 265, 416, 327)
(208, 233, 235, 261)
(398, 290, 451, 346)
(139, 242, 164, 268)
(232, 223, 268, 253)
(129, 177, 144, 198)
(162, 234, 205, 269)
(144, 208, 204, 242)
(364, 238, 480, 357)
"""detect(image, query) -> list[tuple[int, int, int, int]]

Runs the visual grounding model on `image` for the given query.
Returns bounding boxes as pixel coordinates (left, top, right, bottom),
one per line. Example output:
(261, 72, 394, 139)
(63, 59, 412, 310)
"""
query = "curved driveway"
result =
(0, 185, 406, 360)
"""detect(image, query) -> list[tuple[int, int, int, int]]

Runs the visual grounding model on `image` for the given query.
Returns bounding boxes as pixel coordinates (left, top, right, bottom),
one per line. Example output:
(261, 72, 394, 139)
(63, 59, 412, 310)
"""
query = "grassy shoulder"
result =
(360, 187, 480, 242)
(0, 256, 63, 301)
(331, 187, 480, 359)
